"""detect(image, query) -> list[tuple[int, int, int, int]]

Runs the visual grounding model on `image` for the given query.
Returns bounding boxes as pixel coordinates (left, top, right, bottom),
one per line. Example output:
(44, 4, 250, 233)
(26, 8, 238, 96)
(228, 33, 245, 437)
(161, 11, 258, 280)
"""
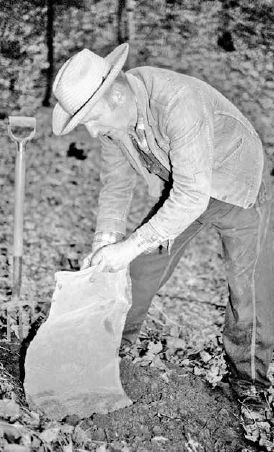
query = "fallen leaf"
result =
(199, 350, 212, 363)
(60, 424, 75, 435)
(0, 398, 20, 420)
(150, 355, 167, 370)
(0, 421, 22, 441)
(73, 425, 90, 444)
(24, 410, 40, 428)
(180, 358, 190, 366)
(3, 445, 31, 452)
(160, 373, 170, 383)
(151, 435, 169, 442)
(62, 443, 73, 452)
(39, 427, 60, 443)
(96, 444, 107, 452)
(148, 341, 162, 354)
(166, 337, 186, 349)
(193, 366, 204, 376)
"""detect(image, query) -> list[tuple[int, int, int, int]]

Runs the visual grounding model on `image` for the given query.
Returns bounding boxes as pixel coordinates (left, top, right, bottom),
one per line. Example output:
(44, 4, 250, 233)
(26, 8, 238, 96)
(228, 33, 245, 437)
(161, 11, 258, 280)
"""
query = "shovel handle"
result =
(9, 116, 36, 129)
(14, 142, 26, 257)
(8, 116, 36, 143)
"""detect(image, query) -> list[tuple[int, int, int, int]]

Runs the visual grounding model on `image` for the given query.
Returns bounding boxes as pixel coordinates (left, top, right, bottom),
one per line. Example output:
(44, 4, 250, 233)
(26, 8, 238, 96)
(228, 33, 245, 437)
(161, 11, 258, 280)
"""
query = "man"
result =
(52, 43, 274, 413)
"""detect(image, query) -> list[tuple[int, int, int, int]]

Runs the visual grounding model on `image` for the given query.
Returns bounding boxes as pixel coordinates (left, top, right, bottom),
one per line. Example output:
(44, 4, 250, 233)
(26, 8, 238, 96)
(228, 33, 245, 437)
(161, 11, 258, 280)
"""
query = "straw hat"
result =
(52, 43, 129, 136)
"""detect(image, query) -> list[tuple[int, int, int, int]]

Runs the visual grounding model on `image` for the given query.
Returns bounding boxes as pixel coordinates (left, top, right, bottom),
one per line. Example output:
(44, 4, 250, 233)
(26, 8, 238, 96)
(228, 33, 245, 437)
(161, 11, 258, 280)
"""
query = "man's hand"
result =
(89, 239, 140, 272)
(81, 231, 124, 270)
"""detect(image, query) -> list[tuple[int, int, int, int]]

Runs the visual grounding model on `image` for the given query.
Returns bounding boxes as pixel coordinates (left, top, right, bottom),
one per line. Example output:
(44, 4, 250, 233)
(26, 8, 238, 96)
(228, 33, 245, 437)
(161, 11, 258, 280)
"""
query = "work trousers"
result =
(123, 165, 274, 387)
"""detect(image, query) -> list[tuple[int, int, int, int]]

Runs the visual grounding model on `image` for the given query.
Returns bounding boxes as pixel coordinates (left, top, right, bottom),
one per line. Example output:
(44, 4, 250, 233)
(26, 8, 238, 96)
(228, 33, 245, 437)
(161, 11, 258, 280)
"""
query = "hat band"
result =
(70, 67, 112, 120)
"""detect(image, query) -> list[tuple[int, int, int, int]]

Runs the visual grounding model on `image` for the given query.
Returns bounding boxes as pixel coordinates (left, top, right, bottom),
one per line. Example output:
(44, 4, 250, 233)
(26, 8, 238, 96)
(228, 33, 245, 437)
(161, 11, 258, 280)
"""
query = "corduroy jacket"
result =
(92, 67, 264, 245)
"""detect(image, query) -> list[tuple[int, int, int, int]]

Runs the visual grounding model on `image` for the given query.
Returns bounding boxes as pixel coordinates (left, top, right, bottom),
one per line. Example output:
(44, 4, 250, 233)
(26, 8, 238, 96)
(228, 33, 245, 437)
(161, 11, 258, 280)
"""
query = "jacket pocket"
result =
(214, 137, 244, 170)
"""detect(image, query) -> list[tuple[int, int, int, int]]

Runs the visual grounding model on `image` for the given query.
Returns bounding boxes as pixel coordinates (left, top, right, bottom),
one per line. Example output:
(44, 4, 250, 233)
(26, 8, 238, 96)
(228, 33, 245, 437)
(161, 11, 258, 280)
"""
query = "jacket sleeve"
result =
(131, 88, 214, 251)
(95, 134, 137, 235)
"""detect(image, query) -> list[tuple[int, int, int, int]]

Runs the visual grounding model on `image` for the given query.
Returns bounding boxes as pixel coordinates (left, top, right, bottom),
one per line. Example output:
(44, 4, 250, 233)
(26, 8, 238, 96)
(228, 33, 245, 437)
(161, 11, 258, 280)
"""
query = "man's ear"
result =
(110, 82, 126, 106)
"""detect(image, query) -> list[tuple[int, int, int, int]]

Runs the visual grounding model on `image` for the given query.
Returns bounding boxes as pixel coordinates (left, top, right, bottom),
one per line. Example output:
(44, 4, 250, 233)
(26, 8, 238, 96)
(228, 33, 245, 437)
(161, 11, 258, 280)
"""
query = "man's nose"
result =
(85, 122, 99, 138)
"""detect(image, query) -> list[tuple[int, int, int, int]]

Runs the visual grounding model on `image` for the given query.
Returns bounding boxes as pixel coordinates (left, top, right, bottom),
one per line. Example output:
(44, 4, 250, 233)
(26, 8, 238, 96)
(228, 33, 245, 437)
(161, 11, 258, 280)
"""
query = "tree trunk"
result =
(42, 0, 54, 106)
(117, 0, 126, 44)
(117, 0, 135, 67)
(126, 0, 135, 68)
(217, 0, 235, 52)
(126, 0, 135, 43)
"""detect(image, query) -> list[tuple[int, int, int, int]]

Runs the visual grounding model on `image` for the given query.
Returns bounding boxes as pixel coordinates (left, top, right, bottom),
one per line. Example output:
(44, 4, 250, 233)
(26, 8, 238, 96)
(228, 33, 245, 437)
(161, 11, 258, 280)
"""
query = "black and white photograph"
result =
(0, 0, 274, 450)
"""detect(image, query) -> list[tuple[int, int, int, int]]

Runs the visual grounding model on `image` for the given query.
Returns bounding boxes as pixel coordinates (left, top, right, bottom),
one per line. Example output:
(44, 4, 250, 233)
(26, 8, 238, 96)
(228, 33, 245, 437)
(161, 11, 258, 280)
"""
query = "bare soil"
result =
(0, 338, 256, 452)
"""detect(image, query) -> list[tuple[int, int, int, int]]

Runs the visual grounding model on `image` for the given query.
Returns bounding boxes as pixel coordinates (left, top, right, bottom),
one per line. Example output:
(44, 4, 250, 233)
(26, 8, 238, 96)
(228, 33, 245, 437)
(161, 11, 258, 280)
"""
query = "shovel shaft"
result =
(13, 256, 23, 298)
(14, 142, 26, 257)
(12, 256, 24, 341)
(12, 144, 26, 341)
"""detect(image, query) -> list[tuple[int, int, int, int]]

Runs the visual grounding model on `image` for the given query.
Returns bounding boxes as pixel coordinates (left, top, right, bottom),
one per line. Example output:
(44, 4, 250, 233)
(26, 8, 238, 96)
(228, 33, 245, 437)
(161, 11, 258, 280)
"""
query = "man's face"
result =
(81, 97, 128, 138)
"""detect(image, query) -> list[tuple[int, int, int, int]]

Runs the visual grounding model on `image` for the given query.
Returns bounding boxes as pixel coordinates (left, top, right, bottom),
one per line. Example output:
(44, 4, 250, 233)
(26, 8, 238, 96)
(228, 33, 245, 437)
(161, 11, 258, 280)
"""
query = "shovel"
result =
(7, 116, 36, 341)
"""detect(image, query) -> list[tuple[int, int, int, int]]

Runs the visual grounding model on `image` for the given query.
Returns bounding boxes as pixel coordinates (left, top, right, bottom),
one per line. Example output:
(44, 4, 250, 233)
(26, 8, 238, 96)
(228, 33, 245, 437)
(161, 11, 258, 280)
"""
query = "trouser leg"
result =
(124, 164, 274, 386)
(123, 221, 205, 343)
(217, 196, 274, 387)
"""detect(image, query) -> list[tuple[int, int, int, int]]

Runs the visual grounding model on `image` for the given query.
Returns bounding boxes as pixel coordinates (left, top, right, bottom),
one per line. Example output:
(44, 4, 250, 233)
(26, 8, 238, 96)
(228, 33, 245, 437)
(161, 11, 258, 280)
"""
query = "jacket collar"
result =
(126, 72, 154, 129)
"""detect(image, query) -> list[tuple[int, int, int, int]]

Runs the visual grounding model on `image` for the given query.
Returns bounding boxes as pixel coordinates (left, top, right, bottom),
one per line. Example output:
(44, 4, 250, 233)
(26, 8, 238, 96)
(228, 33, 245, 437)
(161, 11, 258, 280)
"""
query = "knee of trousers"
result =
(125, 252, 168, 329)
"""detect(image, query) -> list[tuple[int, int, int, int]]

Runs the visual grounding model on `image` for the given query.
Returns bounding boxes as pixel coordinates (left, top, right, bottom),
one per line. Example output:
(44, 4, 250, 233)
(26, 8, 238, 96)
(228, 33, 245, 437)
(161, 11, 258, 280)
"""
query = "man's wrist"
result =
(93, 231, 124, 243)
(92, 231, 124, 252)
(127, 228, 161, 255)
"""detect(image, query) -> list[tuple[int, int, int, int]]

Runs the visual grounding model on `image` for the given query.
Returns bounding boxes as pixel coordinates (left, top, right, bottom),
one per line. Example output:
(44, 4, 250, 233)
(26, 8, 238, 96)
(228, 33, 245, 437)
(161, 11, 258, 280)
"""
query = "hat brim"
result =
(52, 43, 129, 136)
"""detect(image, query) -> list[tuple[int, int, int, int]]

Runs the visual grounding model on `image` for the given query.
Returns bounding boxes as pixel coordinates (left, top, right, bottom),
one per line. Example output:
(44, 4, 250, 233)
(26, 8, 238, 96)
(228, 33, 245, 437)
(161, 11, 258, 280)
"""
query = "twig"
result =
(6, 310, 11, 342)
(156, 293, 226, 308)
(150, 302, 184, 331)
(0, 345, 20, 356)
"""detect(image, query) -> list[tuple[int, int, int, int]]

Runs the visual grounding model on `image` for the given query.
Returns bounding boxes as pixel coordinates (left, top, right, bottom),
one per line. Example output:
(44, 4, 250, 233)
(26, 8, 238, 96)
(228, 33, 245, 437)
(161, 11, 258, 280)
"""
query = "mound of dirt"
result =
(80, 357, 253, 451)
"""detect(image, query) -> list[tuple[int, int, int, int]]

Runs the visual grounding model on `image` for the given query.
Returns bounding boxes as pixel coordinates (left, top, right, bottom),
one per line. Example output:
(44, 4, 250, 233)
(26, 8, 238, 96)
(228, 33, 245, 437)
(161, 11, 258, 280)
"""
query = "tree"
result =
(217, 0, 236, 52)
(42, 0, 54, 106)
(117, 0, 127, 44)
(42, 0, 86, 106)
(117, 0, 135, 68)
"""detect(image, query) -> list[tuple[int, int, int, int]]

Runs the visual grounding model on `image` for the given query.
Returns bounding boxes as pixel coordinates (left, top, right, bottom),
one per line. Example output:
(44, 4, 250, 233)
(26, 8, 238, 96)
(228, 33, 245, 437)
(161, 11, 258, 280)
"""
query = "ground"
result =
(0, 105, 274, 451)
(0, 340, 254, 452)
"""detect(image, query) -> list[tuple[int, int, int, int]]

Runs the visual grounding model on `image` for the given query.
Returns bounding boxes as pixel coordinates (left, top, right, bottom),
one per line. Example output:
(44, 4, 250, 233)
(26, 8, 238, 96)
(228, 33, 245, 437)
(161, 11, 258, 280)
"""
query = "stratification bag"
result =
(24, 267, 132, 420)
